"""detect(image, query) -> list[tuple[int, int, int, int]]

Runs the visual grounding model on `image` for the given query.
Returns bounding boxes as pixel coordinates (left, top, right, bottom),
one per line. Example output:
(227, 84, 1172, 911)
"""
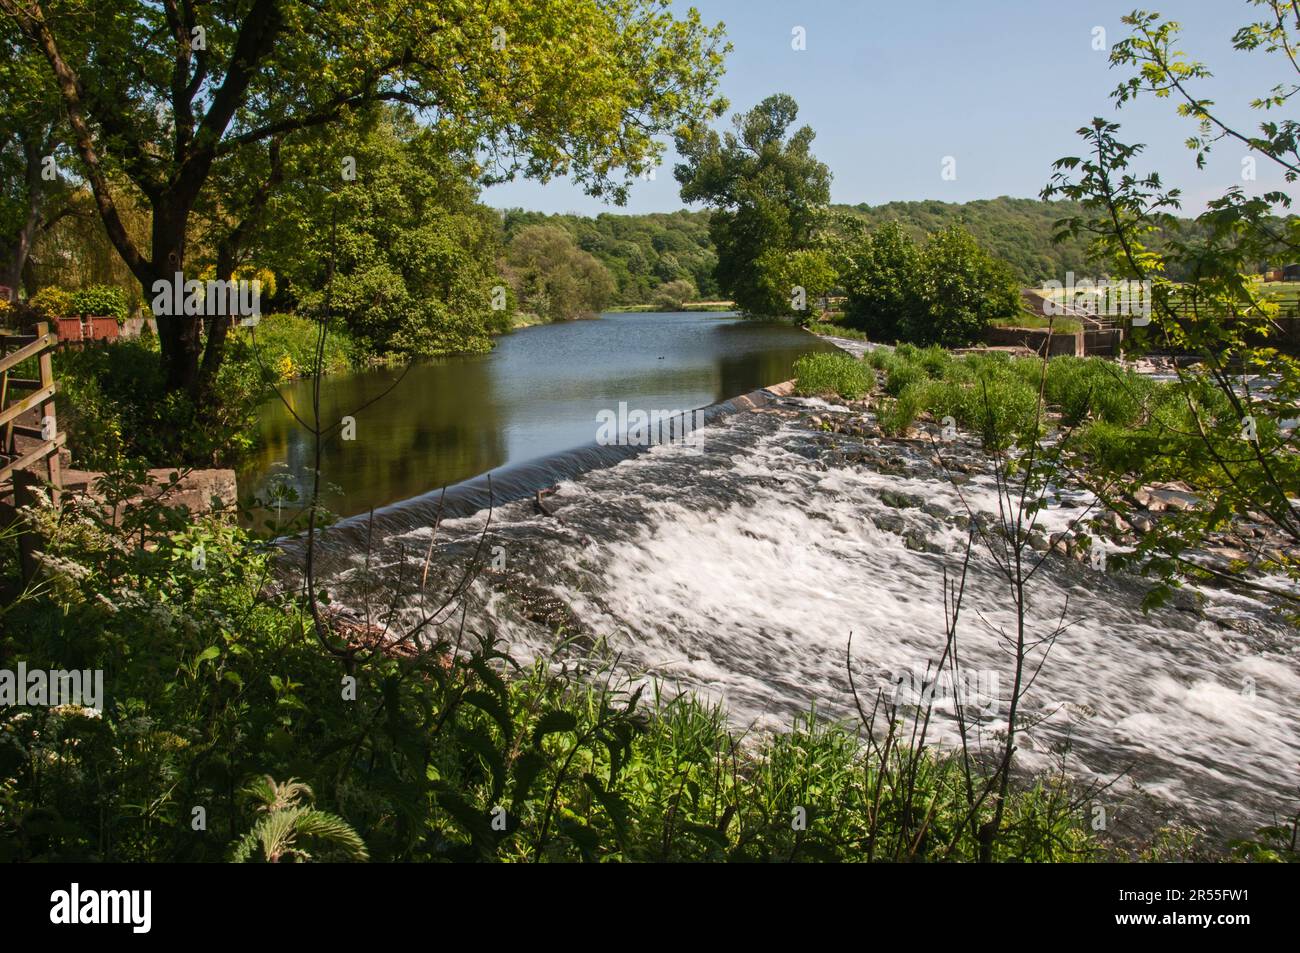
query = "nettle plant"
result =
(1042, 4, 1300, 613)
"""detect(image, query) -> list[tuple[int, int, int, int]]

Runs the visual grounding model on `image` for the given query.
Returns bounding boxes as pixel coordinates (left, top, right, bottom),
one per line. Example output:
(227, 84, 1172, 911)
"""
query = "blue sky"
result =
(483, 0, 1292, 215)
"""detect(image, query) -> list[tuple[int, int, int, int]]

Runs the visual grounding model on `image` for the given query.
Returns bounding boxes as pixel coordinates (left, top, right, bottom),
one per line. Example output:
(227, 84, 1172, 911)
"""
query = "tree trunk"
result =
(2, 136, 49, 295)
(149, 206, 202, 395)
(196, 241, 237, 408)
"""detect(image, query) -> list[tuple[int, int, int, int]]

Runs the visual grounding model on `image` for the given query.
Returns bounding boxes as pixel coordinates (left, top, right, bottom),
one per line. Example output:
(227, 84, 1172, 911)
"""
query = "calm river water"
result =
(239, 311, 836, 518)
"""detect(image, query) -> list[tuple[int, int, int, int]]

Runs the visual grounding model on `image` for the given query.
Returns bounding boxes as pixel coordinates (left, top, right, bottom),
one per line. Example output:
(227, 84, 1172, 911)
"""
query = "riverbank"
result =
(606, 301, 736, 313)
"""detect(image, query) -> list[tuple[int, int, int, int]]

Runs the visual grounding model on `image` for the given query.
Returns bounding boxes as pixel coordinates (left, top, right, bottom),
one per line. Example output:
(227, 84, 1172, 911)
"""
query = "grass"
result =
(802, 343, 1194, 454)
(989, 314, 1084, 333)
(793, 351, 874, 400)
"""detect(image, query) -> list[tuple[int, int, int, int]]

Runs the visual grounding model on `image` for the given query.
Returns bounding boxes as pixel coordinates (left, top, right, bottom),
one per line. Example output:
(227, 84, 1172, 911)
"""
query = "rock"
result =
(879, 490, 922, 509)
(1130, 515, 1154, 534)
(873, 513, 907, 535)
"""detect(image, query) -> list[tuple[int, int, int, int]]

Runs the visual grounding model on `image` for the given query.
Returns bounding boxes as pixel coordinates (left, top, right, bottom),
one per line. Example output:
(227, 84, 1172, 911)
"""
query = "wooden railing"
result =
(0, 321, 64, 493)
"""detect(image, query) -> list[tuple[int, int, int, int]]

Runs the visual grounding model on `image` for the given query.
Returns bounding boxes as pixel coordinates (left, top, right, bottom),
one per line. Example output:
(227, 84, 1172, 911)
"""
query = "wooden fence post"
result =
(1, 321, 65, 586)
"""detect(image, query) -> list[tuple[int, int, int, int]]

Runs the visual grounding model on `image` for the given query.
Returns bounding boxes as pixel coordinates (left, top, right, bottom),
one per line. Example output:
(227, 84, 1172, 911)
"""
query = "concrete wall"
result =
(120, 317, 159, 339)
(983, 326, 1083, 356)
(1084, 328, 1124, 356)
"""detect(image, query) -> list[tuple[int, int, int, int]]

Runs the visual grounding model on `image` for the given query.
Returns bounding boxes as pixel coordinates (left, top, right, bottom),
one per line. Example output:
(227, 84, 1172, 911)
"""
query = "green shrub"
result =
(865, 347, 894, 371)
(28, 286, 72, 320)
(69, 284, 129, 322)
(916, 344, 953, 377)
(227, 312, 356, 381)
(1042, 356, 1152, 428)
(794, 351, 873, 400)
(884, 358, 927, 396)
(924, 364, 1039, 451)
(54, 338, 263, 468)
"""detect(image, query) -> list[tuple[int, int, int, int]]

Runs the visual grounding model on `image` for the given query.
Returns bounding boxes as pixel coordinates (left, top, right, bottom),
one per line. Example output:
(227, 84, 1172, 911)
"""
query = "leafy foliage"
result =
(68, 284, 127, 321)
(838, 220, 922, 341)
(502, 224, 616, 321)
(231, 777, 368, 863)
(261, 109, 512, 360)
(26, 286, 70, 320)
(1041, 3, 1300, 607)
(675, 94, 834, 317)
(839, 222, 1022, 346)
(52, 338, 261, 469)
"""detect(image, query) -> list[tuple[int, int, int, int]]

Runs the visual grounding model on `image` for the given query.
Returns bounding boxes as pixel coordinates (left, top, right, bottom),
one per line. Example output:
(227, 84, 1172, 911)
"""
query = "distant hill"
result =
(835, 196, 1093, 285)
(499, 208, 719, 306)
(499, 196, 1284, 306)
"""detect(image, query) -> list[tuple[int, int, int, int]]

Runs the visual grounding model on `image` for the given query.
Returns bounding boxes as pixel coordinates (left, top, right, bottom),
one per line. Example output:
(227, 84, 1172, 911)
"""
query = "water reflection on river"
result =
(239, 311, 835, 518)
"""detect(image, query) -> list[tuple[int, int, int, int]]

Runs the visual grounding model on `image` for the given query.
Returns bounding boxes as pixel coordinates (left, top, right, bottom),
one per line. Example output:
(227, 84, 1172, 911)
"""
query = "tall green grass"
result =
(854, 347, 1191, 453)
(794, 351, 874, 400)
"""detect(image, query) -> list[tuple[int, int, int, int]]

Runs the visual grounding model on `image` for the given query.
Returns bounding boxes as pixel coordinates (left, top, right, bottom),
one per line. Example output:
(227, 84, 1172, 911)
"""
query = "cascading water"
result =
(299, 389, 1300, 844)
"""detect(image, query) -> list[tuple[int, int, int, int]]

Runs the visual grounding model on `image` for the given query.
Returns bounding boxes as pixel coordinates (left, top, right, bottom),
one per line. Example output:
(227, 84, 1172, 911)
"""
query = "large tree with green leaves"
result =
(503, 224, 616, 321)
(838, 219, 923, 340)
(0, 0, 727, 396)
(255, 107, 510, 359)
(915, 224, 1022, 347)
(674, 93, 832, 316)
(838, 219, 1019, 346)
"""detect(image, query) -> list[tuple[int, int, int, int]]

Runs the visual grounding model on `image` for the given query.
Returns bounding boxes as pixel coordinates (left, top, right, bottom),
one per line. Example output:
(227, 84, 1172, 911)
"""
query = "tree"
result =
(0, 25, 73, 293)
(838, 220, 1019, 346)
(652, 277, 696, 310)
(1, 0, 727, 396)
(258, 108, 509, 358)
(675, 93, 831, 316)
(914, 224, 1021, 347)
(504, 225, 615, 321)
(1042, 3, 1300, 607)
(839, 219, 923, 340)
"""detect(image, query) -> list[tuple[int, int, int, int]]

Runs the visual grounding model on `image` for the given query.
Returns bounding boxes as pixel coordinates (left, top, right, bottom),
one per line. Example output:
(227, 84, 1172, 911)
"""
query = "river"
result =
(240, 310, 836, 518)
(260, 312, 1300, 845)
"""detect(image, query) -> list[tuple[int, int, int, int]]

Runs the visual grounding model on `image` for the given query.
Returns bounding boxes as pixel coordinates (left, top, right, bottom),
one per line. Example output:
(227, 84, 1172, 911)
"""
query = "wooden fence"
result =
(0, 321, 64, 494)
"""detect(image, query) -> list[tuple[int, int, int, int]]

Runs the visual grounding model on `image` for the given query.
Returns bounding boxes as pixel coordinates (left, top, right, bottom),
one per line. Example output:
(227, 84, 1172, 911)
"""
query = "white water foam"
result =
(379, 407, 1299, 836)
